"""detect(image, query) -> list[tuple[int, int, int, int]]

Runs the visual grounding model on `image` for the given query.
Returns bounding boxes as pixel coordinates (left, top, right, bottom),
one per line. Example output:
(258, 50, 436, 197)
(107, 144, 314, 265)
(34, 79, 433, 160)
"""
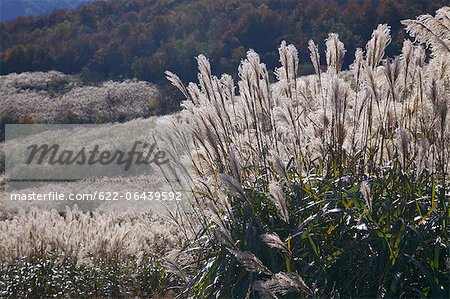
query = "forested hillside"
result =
(0, 0, 94, 21)
(0, 0, 447, 110)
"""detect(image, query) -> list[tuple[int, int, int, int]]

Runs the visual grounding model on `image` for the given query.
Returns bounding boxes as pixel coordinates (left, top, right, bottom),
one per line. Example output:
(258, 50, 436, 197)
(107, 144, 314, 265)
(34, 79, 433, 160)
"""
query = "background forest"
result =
(0, 0, 93, 21)
(1, 0, 448, 111)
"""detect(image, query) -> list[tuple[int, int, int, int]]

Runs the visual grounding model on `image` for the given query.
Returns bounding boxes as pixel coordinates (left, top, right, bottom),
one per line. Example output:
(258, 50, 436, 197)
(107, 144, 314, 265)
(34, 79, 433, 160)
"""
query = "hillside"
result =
(0, 0, 94, 21)
(0, 71, 160, 139)
(0, 0, 447, 111)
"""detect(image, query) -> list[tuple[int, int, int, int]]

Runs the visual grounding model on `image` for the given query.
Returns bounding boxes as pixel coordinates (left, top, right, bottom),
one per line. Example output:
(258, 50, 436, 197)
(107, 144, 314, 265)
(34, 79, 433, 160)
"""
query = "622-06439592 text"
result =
(9, 191, 183, 201)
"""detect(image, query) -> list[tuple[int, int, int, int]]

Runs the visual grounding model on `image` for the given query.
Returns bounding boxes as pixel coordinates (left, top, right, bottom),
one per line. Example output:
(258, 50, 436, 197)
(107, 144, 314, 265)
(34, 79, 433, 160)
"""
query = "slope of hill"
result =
(0, 71, 160, 128)
(0, 0, 447, 112)
(0, 0, 94, 21)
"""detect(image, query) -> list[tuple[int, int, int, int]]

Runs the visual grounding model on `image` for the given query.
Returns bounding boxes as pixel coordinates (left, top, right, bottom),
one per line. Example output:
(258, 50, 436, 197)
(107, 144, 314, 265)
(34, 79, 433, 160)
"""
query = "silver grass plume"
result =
(398, 128, 410, 168)
(268, 181, 289, 223)
(430, 78, 448, 128)
(364, 61, 379, 102)
(360, 180, 371, 213)
(261, 233, 289, 253)
(308, 40, 321, 75)
(351, 48, 364, 83)
(229, 150, 242, 183)
(401, 40, 416, 82)
(330, 78, 349, 124)
(432, 55, 450, 82)
(196, 54, 215, 99)
(219, 173, 247, 200)
(227, 248, 272, 275)
(383, 57, 401, 88)
(165, 71, 191, 101)
(277, 40, 299, 96)
(325, 33, 346, 74)
(350, 48, 364, 148)
(401, 40, 414, 69)
(402, 6, 450, 56)
(366, 24, 391, 69)
(270, 152, 288, 180)
(254, 272, 311, 297)
(186, 82, 201, 106)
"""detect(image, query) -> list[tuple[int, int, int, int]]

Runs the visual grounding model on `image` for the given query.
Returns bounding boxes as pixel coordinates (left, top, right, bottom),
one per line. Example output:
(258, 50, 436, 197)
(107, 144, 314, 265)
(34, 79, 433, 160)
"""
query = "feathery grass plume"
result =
(383, 57, 401, 90)
(268, 181, 289, 223)
(277, 40, 299, 100)
(270, 151, 288, 180)
(432, 55, 450, 83)
(219, 173, 247, 201)
(329, 76, 350, 148)
(254, 272, 311, 296)
(308, 39, 328, 143)
(325, 33, 346, 75)
(308, 40, 321, 76)
(163, 252, 190, 283)
(349, 48, 365, 150)
(401, 40, 414, 77)
(261, 233, 289, 253)
(165, 70, 191, 101)
(366, 24, 391, 69)
(227, 248, 272, 275)
(351, 48, 364, 82)
(402, 6, 450, 56)
(400, 40, 425, 88)
(360, 180, 372, 213)
(433, 78, 448, 117)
